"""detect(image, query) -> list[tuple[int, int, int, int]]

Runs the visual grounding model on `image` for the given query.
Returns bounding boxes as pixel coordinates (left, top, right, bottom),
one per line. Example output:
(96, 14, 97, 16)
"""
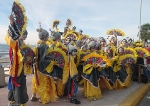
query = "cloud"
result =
(121, 25, 139, 40)
(0, 24, 39, 45)
(0, 25, 9, 44)
(21, 0, 61, 29)
(25, 30, 39, 45)
(0, 0, 150, 45)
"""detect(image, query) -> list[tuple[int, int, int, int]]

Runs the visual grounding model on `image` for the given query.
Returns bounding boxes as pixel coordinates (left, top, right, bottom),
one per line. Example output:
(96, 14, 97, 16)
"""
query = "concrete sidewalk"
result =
(0, 75, 149, 106)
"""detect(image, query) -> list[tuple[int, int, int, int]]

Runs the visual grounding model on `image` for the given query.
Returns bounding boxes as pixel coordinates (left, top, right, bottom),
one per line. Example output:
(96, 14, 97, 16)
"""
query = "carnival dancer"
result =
(66, 45, 81, 104)
(113, 46, 129, 89)
(107, 36, 117, 46)
(82, 41, 102, 100)
(113, 47, 136, 89)
(120, 39, 128, 48)
(49, 31, 67, 97)
(31, 27, 57, 104)
(96, 44, 113, 90)
(5, 1, 34, 105)
(99, 37, 107, 54)
(5, 15, 33, 106)
(75, 40, 83, 77)
(123, 40, 138, 87)
(76, 44, 88, 84)
(64, 37, 70, 46)
(99, 45, 117, 89)
(132, 41, 150, 83)
(95, 42, 102, 54)
(127, 37, 133, 48)
(107, 36, 117, 56)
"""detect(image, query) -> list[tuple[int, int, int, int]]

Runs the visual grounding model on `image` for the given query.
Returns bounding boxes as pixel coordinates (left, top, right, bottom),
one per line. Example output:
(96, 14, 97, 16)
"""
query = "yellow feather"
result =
(83, 52, 111, 67)
(134, 47, 150, 57)
(14, 0, 28, 36)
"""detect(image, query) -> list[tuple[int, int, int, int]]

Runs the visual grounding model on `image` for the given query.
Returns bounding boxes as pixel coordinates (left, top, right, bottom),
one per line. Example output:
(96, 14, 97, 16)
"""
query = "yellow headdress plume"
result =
(52, 20, 60, 32)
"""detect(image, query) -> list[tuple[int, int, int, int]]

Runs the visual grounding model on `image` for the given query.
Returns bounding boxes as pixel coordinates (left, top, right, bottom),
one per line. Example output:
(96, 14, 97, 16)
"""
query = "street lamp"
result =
(139, 0, 142, 40)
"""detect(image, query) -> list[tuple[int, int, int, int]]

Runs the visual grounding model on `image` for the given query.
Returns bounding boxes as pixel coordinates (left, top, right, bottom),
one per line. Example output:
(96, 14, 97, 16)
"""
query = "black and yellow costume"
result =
(65, 45, 81, 104)
(31, 28, 58, 104)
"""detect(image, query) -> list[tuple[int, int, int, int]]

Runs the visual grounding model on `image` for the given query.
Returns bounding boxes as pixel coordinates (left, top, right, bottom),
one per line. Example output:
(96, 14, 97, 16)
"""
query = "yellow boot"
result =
(8, 101, 15, 106)
(10, 101, 15, 104)
(20, 104, 26, 106)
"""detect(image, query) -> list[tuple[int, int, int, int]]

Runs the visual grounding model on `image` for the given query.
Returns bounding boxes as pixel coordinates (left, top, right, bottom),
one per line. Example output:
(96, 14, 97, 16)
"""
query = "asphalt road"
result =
(138, 90, 150, 106)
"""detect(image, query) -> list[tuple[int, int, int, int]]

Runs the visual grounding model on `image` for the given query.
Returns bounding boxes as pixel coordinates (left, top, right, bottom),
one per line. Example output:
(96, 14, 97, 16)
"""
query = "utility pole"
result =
(139, 0, 142, 40)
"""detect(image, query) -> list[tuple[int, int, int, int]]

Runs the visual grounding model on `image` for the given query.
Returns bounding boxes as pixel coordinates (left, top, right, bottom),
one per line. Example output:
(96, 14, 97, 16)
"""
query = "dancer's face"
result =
(111, 39, 115, 44)
(118, 48, 124, 54)
(65, 38, 71, 44)
(90, 46, 95, 51)
(82, 47, 87, 51)
(101, 41, 105, 47)
(107, 49, 111, 54)
(121, 40, 126, 46)
(72, 49, 77, 56)
(128, 39, 132, 44)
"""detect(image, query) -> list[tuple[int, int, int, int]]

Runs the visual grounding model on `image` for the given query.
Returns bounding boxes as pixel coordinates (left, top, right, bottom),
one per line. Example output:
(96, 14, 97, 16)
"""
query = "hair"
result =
(68, 45, 77, 55)
(117, 46, 124, 53)
(121, 39, 127, 43)
(95, 42, 101, 50)
(88, 41, 96, 50)
(23, 30, 28, 36)
(36, 28, 49, 40)
(51, 32, 61, 41)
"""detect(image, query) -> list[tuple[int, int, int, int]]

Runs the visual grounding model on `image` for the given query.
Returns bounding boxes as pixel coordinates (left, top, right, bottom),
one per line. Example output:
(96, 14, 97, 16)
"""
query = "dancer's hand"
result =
(8, 15, 14, 25)
(53, 59, 58, 66)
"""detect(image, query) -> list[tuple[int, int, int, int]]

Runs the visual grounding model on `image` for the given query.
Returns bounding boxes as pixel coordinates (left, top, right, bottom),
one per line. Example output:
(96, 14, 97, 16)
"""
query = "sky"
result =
(0, 0, 150, 45)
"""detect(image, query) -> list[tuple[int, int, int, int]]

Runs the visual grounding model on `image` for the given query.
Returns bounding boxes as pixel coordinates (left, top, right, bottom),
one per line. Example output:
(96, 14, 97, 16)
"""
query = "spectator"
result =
(145, 43, 150, 99)
(146, 44, 150, 72)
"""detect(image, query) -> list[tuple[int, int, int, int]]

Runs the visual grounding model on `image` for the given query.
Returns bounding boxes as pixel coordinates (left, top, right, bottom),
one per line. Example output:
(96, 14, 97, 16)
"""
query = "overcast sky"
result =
(0, 0, 150, 44)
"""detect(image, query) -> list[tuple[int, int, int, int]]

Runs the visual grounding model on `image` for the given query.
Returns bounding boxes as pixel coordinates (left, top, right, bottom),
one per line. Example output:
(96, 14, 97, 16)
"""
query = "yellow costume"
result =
(82, 52, 111, 100)
(5, 33, 33, 77)
(31, 28, 57, 104)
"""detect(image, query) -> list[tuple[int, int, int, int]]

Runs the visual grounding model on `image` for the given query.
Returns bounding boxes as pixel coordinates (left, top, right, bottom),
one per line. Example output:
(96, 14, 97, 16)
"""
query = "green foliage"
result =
(140, 23, 150, 40)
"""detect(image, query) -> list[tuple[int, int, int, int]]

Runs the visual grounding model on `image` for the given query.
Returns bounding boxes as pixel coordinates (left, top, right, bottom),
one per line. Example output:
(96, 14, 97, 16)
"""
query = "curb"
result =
(119, 83, 150, 106)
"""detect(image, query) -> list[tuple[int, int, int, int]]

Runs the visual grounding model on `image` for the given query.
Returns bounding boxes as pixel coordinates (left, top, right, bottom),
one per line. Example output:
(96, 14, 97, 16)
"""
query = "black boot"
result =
(70, 98, 81, 104)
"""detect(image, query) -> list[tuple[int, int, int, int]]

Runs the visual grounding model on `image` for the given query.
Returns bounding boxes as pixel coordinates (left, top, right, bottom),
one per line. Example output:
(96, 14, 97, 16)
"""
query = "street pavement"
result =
(138, 90, 150, 106)
(0, 75, 145, 106)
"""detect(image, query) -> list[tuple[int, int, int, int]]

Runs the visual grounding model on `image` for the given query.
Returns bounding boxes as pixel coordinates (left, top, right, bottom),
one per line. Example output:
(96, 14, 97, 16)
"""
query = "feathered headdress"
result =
(36, 22, 49, 40)
(66, 18, 72, 27)
(120, 38, 127, 43)
(132, 40, 144, 47)
(126, 37, 133, 42)
(52, 20, 60, 32)
(106, 29, 125, 36)
(98, 37, 106, 42)
(8, 0, 28, 40)
(52, 20, 60, 28)
(107, 36, 116, 42)
(12, 0, 27, 35)
(63, 32, 78, 41)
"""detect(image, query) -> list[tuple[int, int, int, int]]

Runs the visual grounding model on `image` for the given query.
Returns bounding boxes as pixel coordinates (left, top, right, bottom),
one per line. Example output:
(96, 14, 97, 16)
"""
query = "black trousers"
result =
(8, 73, 28, 104)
